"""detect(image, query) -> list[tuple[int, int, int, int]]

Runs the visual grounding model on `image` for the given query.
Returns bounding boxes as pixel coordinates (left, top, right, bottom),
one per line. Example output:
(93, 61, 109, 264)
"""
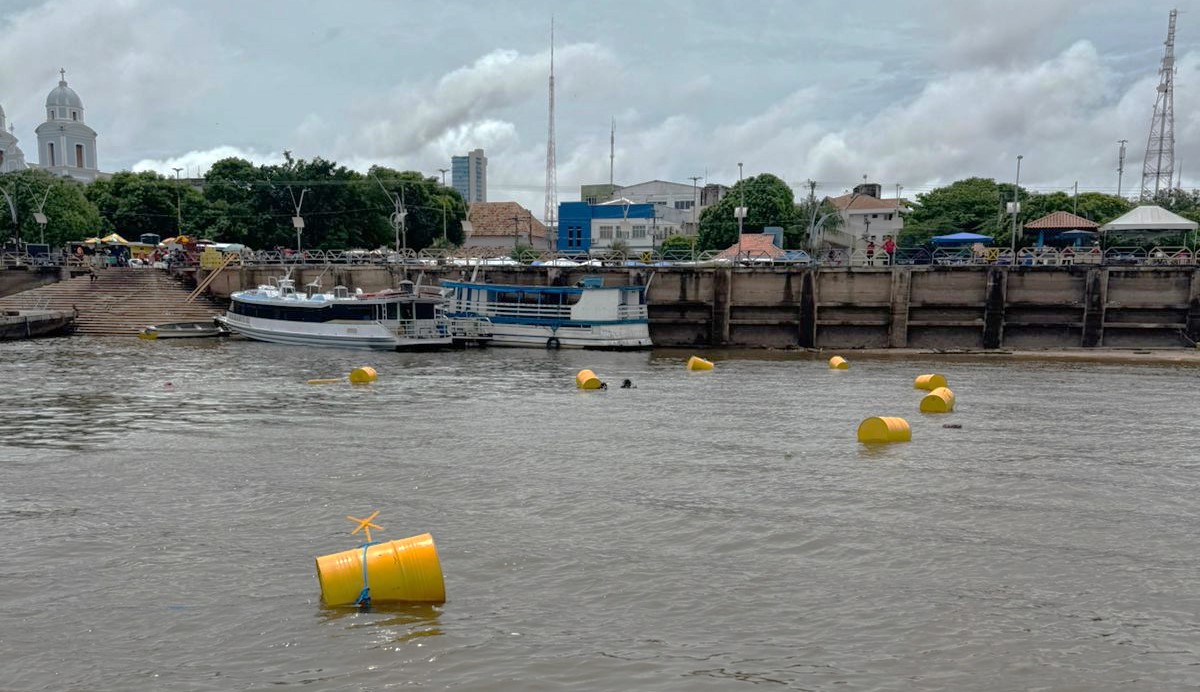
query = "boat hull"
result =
(217, 313, 452, 351)
(482, 321, 651, 349)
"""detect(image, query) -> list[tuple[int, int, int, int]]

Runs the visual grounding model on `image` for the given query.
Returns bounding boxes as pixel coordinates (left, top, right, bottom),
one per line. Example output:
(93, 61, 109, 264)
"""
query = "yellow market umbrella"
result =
(82, 237, 102, 245)
(100, 233, 129, 245)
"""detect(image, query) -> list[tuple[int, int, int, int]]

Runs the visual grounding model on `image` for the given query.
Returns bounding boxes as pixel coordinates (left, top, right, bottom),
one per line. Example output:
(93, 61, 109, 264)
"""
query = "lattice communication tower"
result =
(1140, 9, 1178, 201)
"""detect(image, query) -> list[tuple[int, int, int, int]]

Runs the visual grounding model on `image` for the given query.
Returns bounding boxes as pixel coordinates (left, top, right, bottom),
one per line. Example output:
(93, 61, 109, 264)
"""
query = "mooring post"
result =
(711, 266, 731, 346)
(888, 268, 911, 348)
(982, 267, 1007, 349)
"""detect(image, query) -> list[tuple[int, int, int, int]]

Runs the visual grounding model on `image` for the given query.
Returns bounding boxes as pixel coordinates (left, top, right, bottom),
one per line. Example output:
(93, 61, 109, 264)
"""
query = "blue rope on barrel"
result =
(354, 541, 378, 608)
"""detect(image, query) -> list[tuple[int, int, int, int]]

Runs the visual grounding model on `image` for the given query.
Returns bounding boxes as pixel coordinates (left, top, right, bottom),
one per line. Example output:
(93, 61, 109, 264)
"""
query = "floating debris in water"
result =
(942, 423, 962, 429)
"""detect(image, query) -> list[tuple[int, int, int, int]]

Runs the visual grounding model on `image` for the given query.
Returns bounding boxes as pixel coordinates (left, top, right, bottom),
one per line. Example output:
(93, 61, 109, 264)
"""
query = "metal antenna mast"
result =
(609, 117, 615, 188)
(543, 16, 558, 233)
(1140, 8, 1177, 201)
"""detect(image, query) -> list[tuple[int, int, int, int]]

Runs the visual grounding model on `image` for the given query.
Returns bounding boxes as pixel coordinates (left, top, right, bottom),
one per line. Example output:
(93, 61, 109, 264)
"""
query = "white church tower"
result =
(0, 101, 28, 174)
(35, 69, 99, 182)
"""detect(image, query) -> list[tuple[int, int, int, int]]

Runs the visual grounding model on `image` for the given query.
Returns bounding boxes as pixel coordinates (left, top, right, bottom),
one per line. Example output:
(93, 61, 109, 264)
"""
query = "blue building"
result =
(557, 201, 682, 254)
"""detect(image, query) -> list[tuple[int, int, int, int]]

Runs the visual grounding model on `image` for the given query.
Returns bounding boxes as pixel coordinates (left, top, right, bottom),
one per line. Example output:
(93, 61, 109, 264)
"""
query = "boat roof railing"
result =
(441, 280, 643, 294)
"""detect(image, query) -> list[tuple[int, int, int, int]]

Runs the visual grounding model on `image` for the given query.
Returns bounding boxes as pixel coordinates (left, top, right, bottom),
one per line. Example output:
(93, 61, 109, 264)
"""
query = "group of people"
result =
(863, 236, 897, 265)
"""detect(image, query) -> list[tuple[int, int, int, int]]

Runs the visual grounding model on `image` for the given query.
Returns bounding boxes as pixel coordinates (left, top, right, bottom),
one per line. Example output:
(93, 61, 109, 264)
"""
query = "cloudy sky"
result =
(0, 0, 1195, 214)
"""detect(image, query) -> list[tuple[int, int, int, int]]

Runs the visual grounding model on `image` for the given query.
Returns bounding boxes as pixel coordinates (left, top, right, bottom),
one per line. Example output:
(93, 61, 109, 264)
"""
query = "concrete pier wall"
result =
(201, 264, 1200, 349)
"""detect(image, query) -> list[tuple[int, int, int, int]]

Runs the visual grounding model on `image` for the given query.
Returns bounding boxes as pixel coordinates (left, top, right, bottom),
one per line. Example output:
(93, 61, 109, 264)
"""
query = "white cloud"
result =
(132, 146, 283, 178)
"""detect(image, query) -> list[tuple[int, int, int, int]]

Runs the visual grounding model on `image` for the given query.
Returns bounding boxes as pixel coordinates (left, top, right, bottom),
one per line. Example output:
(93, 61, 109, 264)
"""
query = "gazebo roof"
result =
(1100, 205, 1198, 232)
(1024, 211, 1100, 230)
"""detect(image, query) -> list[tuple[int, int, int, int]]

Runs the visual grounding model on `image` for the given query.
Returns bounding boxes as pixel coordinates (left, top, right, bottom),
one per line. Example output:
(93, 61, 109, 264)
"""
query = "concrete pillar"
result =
(1081, 267, 1108, 347)
(887, 268, 911, 348)
(1186, 269, 1200, 344)
(982, 267, 1007, 349)
(711, 266, 731, 346)
(798, 269, 817, 348)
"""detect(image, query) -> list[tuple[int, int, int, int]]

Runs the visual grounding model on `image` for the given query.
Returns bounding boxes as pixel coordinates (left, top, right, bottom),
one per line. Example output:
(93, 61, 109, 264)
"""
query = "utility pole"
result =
(437, 168, 449, 187)
(511, 214, 521, 249)
(806, 179, 819, 249)
(735, 162, 746, 237)
(1011, 155, 1023, 260)
(441, 198, 448, 243)
(373, 175, 408, 252)
(1117, 139, 1128, 198)
(689, 175, 702, 233)
(172, 167, 183, 234)
(1073, 181, 1078, 215)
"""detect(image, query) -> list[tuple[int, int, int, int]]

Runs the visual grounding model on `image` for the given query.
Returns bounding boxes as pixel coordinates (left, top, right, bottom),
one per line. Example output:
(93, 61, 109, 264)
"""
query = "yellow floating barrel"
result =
(920, 386, 955, 413)
(857, 416, 911, 443)
(307, 378, 341, 385)
(687, 356, 714, 371)
(315, 532, 446, 607)
(349, 366, 378, 384)
(829, 355, 849, 370)
(914, 373, 947, 390)
(576, 369, 603, 389)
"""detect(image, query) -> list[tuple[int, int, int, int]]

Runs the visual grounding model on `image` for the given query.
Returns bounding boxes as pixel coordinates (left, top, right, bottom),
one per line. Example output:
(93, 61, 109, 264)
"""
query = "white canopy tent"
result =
(1100, 205, 1198, 234)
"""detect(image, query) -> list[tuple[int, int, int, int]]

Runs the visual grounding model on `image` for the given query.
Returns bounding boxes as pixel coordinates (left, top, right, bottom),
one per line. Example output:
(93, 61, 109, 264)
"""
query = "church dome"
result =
(46, 76, 84, 110)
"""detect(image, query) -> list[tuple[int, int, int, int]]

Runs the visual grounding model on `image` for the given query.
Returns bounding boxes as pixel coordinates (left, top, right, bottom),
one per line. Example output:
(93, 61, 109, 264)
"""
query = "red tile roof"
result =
(466, 202, 548, 239)
(716, 233, 784, 260)
(1023, 211, 1100, 230)
(827, 193, 907, 211)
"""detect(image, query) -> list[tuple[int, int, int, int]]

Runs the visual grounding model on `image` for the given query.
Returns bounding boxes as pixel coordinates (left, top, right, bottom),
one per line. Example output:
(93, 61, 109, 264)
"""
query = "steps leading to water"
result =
(0, 267, 225, 336)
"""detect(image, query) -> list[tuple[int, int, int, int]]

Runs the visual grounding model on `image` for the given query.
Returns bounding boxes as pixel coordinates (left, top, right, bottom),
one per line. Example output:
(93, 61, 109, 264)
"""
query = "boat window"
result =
(415, 302, 436, 320)
(386, 302, 398, 320)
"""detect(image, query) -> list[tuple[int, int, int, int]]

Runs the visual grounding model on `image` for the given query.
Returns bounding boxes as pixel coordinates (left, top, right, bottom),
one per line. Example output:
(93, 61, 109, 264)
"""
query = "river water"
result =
(1, 337, 1198, 691)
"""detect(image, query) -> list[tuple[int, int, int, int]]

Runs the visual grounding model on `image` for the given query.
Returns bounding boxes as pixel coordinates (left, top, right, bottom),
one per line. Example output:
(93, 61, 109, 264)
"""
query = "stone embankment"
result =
(0, 267, 224, 336)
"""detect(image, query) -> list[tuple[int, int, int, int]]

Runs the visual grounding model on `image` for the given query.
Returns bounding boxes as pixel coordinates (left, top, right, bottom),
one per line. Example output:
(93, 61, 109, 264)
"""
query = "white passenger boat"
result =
(218, 278, 482, 351)
(440, 279, 651, 349)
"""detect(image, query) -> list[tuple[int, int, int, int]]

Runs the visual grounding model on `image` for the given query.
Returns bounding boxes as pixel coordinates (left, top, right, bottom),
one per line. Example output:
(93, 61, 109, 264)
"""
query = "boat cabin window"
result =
(333, 286, 350, 299)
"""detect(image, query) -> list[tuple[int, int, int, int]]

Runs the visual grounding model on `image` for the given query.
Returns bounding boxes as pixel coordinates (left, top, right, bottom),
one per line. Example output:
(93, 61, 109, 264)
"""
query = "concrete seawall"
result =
(200, 265, 1200, 349)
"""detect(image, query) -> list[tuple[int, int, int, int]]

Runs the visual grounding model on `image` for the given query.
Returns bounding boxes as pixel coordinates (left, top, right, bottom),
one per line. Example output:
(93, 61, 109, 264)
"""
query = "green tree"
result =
(697, 173, 799, 251)
(0, 169, 101, 246)
(86, 170, 204, 239)
(902, 177, 1012, 246)
(659, 234, 696, 258)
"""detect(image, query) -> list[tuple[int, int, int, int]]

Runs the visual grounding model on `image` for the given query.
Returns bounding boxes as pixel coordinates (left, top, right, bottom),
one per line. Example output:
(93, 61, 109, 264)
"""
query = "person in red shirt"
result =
(883, 236, 896, 265)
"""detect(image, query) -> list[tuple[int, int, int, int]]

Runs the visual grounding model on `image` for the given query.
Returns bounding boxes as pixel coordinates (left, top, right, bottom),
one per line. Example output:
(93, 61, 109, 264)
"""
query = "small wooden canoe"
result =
(138, 321, 228, 340)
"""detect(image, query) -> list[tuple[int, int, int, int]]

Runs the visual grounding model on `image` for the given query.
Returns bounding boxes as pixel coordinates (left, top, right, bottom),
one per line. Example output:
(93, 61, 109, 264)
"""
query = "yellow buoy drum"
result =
(829, 355, 849, 369)
(687, 356, 714, 371)
(349, 366, 378, 384)
(576, 369, 604, 389)
(914, 374, 947, 390)
(920, 386, 955, 413)
(315, 533, 446, 606)
(857, 416, 911, 443)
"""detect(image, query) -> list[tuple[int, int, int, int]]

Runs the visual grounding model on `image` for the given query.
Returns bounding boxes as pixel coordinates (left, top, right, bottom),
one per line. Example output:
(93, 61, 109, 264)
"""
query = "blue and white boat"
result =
(218, 277, 486, 350)
(440, 279, 651, 349)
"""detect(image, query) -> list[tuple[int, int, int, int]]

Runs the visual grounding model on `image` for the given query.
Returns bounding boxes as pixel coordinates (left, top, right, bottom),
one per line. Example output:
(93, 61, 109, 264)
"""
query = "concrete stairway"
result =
(0, 267, 226, 336)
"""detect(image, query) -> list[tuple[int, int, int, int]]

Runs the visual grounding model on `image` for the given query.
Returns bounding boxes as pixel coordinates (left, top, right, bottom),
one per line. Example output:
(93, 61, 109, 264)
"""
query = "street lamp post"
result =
(1010, 155, 1023, 262)
(0, 185, 17, 249)
(288, 187, 310, 254)
(438, 168, 449, 187)
(172, 167, 183, 234)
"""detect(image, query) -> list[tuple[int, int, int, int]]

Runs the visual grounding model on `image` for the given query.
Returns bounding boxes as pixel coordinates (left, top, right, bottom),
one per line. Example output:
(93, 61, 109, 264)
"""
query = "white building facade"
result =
(34, 71, 100, 182)
(0, 102, 29, 173)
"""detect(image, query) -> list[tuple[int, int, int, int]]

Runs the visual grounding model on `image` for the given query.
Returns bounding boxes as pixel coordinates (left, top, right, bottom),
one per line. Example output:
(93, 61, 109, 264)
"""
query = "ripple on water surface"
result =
(1, 337, 1199, 690)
